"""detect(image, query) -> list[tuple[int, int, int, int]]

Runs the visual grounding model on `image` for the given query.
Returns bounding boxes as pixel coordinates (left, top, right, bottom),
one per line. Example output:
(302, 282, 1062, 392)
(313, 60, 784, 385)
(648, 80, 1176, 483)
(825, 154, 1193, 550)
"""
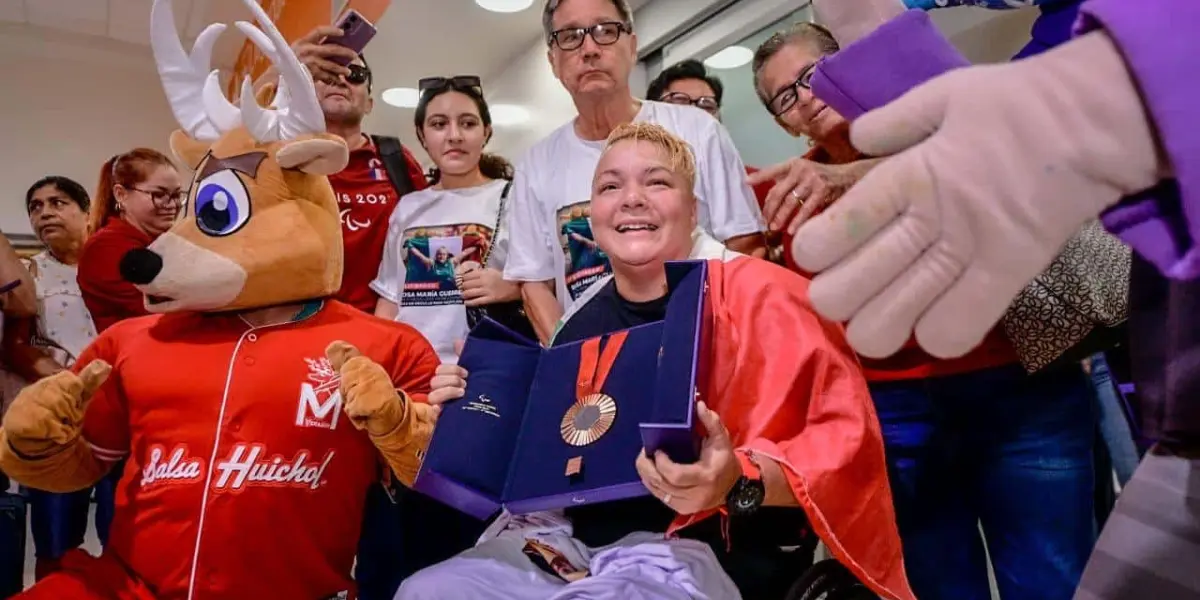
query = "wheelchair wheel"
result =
(784, 558, 878, 600)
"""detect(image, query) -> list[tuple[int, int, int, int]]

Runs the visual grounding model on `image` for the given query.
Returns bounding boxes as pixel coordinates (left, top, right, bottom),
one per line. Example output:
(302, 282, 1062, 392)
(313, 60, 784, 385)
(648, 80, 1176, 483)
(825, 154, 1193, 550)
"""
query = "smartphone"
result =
(325, 8, 377, 65)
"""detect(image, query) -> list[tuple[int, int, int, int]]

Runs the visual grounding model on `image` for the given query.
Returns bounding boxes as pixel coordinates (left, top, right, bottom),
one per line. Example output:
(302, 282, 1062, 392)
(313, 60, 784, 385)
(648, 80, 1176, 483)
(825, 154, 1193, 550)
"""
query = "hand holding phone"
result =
(292, 25, 357, 83)
(325, 9, 377, 66)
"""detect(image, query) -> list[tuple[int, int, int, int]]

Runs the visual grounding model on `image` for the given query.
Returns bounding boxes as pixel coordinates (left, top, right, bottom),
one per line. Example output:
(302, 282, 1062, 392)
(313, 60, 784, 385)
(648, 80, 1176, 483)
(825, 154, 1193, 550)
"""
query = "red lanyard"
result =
(576, 330, 629, 400)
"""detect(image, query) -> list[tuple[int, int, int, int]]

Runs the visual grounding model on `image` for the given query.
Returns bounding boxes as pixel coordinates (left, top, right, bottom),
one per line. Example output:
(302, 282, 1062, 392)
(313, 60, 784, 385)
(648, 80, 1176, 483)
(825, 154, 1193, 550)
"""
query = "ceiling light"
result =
(476, 0, 535, 13)
(703, 46, 754, 70)
(490, 104, 531, 126)
(382, 87, 420, 108)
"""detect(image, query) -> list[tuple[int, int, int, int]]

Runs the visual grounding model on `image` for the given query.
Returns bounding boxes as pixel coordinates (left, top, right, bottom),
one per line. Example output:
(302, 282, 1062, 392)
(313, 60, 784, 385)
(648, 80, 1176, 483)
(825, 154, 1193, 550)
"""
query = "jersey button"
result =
(247, 333, 258, 342)
(243, 356, 256, 366)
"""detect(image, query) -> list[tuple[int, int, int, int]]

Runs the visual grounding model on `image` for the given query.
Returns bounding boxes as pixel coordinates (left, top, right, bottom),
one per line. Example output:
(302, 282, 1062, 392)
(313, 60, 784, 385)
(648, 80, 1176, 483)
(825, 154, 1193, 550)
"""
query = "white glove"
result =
(811, 0, 908, 48)
(791, 31, 1167, 360)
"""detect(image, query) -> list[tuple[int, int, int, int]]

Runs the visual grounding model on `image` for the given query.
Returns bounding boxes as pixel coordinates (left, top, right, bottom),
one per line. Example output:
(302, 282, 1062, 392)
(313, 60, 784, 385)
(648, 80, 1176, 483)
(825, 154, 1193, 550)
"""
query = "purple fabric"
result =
(1079, 0, 1200, 282)
(1126, 254, 1200, 444)
(811, 11, 969, 122)
(1079, 0, 1200, 442)
(1013, 0, 1083, 60)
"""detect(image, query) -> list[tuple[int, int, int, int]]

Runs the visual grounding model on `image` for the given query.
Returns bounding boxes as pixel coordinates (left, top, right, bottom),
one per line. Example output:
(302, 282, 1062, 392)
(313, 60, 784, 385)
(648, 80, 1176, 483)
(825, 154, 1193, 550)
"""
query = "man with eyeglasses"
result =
(503, 0, 768, 343)
(646, 60, 787, 264)
(290, 29, 429, 314)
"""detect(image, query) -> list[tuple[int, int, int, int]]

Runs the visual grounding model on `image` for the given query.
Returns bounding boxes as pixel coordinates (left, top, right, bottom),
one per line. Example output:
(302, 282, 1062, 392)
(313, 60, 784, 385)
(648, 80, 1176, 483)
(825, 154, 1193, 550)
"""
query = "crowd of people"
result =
(0, 0, 1189, 598)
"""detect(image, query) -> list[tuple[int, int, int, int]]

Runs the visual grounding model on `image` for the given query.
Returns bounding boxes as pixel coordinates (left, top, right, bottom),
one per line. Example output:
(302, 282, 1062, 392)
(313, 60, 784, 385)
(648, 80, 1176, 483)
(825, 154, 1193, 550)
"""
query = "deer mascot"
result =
(0, 1, 439, 598)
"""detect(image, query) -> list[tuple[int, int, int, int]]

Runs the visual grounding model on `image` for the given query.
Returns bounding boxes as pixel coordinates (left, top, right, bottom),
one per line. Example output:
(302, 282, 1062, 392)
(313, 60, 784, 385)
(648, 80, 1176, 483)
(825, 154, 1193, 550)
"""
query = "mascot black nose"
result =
(119, 248, 164, 285)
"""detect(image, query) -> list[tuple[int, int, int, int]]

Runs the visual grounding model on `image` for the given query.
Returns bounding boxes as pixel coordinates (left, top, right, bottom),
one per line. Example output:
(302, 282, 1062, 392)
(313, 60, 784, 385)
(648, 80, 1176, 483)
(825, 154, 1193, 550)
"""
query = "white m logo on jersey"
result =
(296, 381, 342, 430)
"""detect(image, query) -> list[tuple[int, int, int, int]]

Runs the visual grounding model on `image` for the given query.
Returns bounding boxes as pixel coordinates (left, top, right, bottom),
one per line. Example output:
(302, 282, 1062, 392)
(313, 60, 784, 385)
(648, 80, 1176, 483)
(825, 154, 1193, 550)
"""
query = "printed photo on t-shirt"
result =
(556, 201, 611, 300)
(402, 223, 494, 307)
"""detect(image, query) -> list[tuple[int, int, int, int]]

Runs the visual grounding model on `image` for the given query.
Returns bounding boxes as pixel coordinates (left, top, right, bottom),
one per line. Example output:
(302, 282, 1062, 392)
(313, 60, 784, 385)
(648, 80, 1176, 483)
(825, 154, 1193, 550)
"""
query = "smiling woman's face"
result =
(757, 40, 847, 142)
(590, 139, 696, 270)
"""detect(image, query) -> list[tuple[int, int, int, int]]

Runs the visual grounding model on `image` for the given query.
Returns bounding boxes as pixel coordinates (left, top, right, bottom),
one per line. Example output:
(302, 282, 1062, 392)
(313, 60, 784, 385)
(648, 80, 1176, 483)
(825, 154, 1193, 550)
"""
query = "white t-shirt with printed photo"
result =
(371, 179, 511, 364)
(502, 100, 765, 305)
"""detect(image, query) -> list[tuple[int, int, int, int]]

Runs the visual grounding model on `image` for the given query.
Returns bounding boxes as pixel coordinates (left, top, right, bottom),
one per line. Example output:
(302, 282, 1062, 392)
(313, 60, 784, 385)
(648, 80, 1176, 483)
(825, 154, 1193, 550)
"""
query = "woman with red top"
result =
(79, 149, 183, 333)
(750, 23, 1097, 600)
(70, 149, 182, 580)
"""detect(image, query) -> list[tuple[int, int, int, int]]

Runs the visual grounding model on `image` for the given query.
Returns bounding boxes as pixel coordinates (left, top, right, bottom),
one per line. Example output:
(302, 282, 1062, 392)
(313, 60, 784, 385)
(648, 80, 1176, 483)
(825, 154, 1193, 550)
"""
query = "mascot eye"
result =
(193, 170, 251, 237)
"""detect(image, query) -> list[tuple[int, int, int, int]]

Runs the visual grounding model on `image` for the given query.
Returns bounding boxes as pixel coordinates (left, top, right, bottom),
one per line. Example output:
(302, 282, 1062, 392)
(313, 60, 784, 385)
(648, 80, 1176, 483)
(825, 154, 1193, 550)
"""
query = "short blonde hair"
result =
(601, 122, 697, 190)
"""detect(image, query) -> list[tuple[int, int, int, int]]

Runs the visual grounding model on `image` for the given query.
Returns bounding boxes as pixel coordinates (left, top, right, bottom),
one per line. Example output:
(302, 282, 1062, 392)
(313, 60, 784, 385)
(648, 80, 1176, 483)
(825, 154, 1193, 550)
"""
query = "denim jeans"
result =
(27, 462, 121, 561)
(870, 363, 1097, 600)
(0, 475, 24, 599)
(1088, 353, 1142, 486)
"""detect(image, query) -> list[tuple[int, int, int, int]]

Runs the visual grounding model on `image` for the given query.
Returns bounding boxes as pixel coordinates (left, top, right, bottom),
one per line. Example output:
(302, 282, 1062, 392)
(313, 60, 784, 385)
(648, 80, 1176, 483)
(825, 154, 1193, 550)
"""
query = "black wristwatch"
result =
(725, 451, 766, 516)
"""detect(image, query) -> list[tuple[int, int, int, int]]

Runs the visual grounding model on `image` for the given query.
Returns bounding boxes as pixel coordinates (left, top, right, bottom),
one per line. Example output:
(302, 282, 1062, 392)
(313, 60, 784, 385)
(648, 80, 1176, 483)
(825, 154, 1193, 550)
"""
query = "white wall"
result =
(481, 40, 577, 160)
(484, 1, 1041, 163)
(0, 26, 179, 235)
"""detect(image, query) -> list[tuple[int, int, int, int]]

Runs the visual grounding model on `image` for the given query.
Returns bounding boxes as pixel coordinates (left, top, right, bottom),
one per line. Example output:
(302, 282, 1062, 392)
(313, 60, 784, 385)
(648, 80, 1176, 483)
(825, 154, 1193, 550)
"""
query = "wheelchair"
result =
(784, 558, 879, 599)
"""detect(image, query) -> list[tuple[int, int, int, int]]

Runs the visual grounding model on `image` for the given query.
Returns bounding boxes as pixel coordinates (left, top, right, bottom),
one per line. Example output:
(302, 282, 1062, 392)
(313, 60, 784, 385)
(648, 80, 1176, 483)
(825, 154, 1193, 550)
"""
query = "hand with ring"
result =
(455, 262, 521, 307)
(455, 261, 481, 290)
(634, 402, 741, 515)
(748, 156, 881, 235)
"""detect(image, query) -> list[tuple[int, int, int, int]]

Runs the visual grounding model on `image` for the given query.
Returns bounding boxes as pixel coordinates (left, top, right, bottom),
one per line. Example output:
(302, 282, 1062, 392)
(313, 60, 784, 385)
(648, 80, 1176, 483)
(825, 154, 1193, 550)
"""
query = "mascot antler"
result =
(150, 0, 325, 142)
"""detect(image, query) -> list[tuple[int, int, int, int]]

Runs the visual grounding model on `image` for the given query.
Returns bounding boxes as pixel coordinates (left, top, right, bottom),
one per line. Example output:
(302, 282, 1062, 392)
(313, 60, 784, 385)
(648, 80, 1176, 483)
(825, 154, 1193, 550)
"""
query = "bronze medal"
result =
(560, 331, 628, 449)
(560, 393, 618, 447)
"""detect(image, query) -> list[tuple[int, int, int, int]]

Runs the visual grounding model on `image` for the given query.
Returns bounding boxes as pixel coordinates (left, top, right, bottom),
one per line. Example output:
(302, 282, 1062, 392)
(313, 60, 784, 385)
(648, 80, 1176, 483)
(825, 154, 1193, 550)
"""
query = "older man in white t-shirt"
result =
(503, 0, 767, 341)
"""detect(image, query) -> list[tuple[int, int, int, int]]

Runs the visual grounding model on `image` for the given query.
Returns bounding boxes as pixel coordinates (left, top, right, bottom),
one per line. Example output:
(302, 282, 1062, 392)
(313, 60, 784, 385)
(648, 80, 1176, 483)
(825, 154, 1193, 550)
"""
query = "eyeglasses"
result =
(418, 75, 483, 92)
(131, 187, 185, 209)
(550, 22, 629, 51)
(345, 64, 372, 86)
(767, 63, 818, 117)
(659, 92, 720, 113)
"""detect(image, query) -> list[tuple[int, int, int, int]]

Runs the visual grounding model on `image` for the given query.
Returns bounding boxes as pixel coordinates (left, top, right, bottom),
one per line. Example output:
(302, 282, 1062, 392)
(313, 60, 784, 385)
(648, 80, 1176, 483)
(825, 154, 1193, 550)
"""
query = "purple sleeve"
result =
(810, 10, 969, 120)
(1080, 0, 1200, 280)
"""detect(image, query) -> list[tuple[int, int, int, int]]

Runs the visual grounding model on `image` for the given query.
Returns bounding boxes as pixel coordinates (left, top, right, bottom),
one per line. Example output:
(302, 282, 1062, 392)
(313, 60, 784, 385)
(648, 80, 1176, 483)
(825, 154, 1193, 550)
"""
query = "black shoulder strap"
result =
(370, 135, 418, 197)
(480, 180, 515, 268)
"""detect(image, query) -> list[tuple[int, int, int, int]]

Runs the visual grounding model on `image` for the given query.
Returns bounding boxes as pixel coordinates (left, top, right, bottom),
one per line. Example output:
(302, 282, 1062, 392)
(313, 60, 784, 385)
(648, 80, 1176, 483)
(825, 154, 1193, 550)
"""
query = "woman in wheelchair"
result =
(396, 123, 913, 600)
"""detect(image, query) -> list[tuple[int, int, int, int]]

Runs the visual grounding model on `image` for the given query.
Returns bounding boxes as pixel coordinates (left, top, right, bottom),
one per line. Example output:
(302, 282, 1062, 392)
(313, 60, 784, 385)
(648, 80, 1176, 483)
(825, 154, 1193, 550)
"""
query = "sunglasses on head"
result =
(418, 75, 482, 92)
(345, 63, 371, 86)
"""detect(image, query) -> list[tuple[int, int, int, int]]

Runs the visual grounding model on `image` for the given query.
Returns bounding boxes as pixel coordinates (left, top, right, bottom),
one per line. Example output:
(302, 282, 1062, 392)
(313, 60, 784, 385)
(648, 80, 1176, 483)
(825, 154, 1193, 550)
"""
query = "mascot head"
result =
(120, 0, 348, 313)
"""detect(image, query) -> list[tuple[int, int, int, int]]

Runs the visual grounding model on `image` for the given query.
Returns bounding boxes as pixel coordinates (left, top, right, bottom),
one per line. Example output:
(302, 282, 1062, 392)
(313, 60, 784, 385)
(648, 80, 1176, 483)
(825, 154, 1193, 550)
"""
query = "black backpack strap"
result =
(370, 135, 418, 197)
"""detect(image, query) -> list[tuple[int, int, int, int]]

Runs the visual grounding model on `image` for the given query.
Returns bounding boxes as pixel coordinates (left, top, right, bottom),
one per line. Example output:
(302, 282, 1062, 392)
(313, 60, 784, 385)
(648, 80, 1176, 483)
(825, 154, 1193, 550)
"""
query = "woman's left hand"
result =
(458, 265, 521, 307)
(749, 157, 876, 235)
(635, 402, 742, 515)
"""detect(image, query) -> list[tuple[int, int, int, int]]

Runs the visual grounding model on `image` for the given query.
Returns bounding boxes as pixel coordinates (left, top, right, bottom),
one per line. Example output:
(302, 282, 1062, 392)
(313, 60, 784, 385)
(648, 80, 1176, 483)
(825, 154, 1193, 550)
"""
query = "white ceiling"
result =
(0, 0, 561, 160)
(0, 0, 249, 67)
(359, 0, 550, 158)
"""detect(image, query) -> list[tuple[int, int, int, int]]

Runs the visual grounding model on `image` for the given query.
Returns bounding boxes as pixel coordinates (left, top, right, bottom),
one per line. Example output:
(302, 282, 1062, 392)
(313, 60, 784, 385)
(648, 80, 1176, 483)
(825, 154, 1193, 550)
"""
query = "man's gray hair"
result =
(542, 0, 634, 45)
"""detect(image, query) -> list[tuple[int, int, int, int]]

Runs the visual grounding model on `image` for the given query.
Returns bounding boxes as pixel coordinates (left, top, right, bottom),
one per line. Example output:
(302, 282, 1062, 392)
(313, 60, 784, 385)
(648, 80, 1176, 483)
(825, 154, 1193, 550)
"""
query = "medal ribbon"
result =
(576, 331, 629, 400)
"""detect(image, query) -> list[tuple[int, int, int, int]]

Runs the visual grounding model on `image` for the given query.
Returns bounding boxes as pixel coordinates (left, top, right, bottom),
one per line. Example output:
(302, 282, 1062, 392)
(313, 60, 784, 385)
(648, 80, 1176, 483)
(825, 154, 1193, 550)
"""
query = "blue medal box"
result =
(413, 260, 712, 520)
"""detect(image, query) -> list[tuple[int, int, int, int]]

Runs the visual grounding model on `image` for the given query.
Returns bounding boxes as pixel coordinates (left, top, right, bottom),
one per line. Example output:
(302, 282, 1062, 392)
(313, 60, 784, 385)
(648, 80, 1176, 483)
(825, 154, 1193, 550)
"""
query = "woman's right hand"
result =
(428, 363, 468, 406)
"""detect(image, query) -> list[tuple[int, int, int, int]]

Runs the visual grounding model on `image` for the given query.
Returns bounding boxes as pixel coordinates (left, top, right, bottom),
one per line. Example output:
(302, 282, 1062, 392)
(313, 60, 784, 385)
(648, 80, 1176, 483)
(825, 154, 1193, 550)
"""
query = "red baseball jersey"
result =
(329, 138, 428, 313)
(75, 300, 438, 600)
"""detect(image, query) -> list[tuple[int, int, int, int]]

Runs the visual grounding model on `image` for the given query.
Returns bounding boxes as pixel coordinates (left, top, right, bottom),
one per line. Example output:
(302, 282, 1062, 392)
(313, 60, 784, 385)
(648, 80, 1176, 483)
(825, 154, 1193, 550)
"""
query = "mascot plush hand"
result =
(326, 341, 439, 483)
(4, 362, 110, 453)
(0, 361, 114, 493)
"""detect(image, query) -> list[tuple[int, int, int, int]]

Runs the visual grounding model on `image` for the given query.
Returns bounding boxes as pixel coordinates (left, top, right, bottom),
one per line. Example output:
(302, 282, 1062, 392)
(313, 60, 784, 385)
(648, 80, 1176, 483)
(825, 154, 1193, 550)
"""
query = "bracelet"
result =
(0, 279, 21, 294)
